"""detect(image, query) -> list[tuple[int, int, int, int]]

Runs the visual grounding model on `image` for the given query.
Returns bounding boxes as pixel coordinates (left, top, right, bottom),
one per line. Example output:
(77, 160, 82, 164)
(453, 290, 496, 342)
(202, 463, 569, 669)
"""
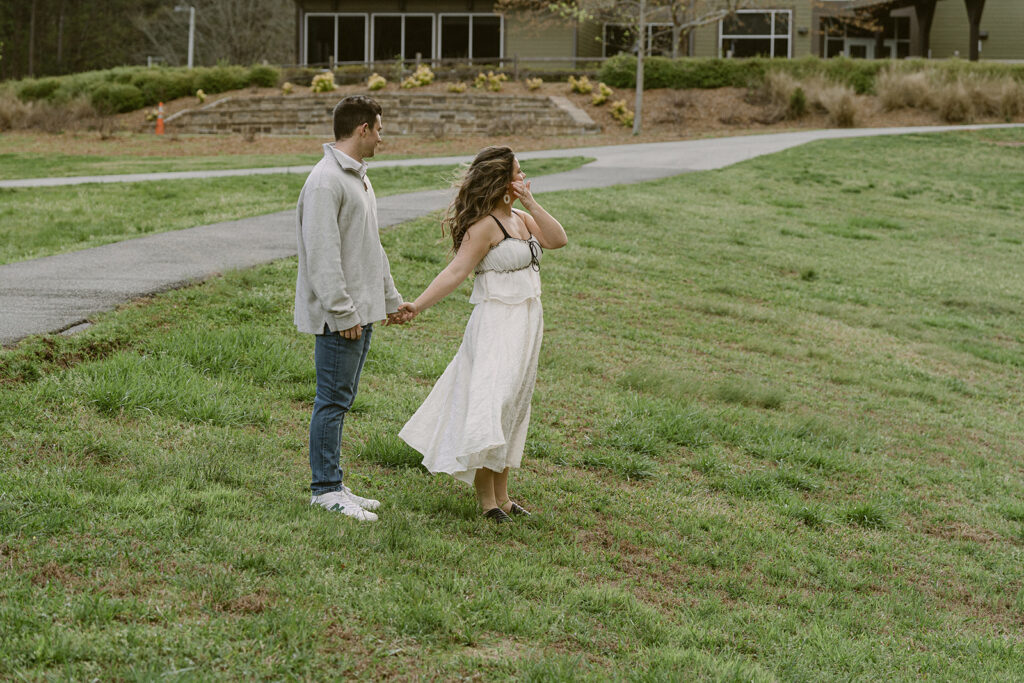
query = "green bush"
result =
(595, 55, 1021, 95)
(17, 78, 61, 102)
(194, 65, 250, 94)
(90, 82, 145, 114)
(247, 64, 280, 88)
(130, 70, 195, 105)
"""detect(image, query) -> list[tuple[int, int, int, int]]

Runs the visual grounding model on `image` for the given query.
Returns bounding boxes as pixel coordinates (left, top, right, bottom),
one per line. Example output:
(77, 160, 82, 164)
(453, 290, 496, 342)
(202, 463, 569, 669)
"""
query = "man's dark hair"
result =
(333, 95, 382, 140)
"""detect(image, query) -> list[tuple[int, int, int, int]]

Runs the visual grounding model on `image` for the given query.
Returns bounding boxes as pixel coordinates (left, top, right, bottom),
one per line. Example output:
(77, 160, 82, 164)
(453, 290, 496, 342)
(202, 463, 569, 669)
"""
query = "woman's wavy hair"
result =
(442, 146, 516, 252)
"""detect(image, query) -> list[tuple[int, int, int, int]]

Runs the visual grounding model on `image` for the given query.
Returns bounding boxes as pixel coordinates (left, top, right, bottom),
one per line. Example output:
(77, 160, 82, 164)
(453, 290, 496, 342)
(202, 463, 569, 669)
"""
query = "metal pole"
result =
(187, 6, 195, 69)
(633, 0, 645, 135)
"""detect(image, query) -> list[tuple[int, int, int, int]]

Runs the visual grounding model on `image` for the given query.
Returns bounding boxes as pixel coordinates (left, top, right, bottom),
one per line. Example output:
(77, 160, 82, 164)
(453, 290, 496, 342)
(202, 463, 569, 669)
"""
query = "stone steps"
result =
(164, 92, 600, 137)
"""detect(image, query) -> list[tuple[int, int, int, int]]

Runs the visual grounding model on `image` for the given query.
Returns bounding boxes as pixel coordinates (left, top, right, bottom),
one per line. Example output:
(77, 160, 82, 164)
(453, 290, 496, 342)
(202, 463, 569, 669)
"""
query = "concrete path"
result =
(2, 124, 1022, 346)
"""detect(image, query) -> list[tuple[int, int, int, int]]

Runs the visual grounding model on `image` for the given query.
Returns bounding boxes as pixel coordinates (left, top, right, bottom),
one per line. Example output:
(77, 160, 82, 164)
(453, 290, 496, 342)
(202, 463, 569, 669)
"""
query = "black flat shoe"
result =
(506, 502, 532, 517)
(483, 507, 512, 524)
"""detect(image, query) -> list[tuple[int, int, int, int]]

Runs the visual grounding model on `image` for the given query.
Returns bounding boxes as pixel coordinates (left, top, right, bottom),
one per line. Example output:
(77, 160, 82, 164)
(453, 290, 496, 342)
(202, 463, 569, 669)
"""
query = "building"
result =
(289, 1, 1023, 67)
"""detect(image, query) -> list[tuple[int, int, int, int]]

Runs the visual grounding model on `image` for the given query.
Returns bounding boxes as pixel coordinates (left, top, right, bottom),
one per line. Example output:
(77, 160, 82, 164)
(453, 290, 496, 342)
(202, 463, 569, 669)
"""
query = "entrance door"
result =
(845, 38, 875, 59)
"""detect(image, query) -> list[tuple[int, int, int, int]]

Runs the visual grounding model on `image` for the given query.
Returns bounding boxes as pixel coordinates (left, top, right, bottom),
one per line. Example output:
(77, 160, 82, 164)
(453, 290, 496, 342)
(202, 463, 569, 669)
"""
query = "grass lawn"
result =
(2, 129, 1023, 679)
(0, 156, 591, 265)
(0, 151, 324, 179)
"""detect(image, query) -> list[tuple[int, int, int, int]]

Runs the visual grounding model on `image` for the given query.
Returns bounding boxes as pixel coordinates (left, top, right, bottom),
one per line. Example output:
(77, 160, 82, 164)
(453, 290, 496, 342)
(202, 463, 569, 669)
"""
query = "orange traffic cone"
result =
(155, 102, 165, 135)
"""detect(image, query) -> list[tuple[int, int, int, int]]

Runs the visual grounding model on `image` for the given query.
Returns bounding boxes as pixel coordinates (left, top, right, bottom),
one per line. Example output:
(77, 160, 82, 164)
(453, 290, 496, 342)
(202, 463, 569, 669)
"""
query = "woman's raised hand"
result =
(510, 178, 534, 207)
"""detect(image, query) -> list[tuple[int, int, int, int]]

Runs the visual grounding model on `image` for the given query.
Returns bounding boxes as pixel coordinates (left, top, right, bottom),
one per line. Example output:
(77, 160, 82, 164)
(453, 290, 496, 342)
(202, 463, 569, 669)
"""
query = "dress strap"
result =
(489, 214, 512, 240)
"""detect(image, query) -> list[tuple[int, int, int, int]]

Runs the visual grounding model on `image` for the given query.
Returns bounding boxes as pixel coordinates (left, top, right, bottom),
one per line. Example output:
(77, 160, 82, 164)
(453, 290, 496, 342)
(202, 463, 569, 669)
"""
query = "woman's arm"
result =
(400, 220, 497, 319)
(512, 179, 568, 250)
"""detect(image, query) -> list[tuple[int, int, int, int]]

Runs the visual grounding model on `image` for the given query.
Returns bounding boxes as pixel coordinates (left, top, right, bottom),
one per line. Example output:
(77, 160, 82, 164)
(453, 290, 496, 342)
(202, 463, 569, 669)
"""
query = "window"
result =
(603, 23, 674, 57)
(439, 14, 504, 62)
(372, 14, 435, 62)
(304, 14, 367, 65)
(720, 10, 792, 58)
(820, 15, 911, 59)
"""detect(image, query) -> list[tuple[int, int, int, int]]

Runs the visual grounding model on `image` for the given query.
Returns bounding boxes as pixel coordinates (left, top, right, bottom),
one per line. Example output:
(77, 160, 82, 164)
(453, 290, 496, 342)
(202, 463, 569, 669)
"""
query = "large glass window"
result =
(720, 10, 792, 58)
(439, 14, 504, 61)
(305, 14, 366, 65)
(307, 16, 335, 65)
(440, 16, 470, 59)
(337, 16, 366, 62)
(473, 16, 502, 61)
(603, 23, 673, 57)
(820, 15, 911, 59)
(373, 16, 403, 61)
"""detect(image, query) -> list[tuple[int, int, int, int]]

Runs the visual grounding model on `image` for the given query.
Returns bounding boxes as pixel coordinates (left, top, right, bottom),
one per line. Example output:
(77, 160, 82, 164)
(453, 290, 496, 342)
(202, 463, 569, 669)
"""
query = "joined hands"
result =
(385, 302, 419, 326)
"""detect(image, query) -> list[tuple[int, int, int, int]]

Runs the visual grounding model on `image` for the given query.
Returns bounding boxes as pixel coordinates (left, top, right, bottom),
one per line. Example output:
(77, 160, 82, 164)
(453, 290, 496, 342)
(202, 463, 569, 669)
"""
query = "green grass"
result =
(2, 129, 1024, 679)
(0, 152, 591, 180)
(0, 156, 591, 264)
(0, 152, 324, 179)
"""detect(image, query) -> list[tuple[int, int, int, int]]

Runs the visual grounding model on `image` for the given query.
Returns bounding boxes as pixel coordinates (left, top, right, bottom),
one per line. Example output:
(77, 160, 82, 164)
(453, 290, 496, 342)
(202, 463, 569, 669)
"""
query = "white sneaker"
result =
(310, 491, 378, 522)
(341, 485, 380, 511)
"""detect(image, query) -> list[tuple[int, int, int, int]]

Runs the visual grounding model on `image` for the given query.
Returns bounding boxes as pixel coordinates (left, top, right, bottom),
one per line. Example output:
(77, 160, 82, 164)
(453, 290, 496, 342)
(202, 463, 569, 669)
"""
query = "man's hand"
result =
(391, 301, 418, 324)
(341, 324, 363, 340)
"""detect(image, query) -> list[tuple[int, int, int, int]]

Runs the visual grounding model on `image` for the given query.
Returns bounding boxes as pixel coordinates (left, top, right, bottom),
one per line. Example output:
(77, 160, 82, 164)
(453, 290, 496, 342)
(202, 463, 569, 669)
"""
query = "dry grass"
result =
(877, 68, 1024, 123)
(0, 92, 109, 134)
(803, 78, 862, 128)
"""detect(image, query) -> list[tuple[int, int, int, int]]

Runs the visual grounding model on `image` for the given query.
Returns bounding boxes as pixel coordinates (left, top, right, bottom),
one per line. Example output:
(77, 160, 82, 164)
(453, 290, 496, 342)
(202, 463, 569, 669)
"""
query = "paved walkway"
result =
(2, 124, 1021, 345)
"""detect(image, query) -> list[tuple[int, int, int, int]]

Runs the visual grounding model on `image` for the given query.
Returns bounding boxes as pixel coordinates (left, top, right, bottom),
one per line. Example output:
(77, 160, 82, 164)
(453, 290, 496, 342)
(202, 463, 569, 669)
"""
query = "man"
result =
(294, 95, 406, 521)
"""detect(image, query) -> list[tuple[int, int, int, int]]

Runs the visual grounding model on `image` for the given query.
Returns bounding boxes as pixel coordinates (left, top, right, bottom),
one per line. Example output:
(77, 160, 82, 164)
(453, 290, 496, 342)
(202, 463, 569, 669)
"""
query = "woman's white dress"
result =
(399, 231, 543, 484)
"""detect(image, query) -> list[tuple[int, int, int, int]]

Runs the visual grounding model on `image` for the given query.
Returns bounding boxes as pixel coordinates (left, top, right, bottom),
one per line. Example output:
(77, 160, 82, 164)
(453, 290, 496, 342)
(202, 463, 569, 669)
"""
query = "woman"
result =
(397, 146, 568, 523)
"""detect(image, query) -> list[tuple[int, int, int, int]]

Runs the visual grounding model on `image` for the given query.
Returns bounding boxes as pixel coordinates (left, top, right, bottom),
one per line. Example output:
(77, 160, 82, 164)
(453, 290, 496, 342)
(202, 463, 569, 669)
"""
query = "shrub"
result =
(195, 88, 206, 103)
(447, 81, 467, 93)
(876, 69, 932, 110)
(247, 64, 279, 88)
(591, 82, 613, 106)
(400, 65, 434, 89)
(474, 71, 507, 92)
(788, 87, 807, 119)
(281, 81, 294, 95)
(812, 82, 860, 127)
(90, 82, 145, 114)
(311, 71, 336, 93)
(367, 73, 387, 91)
(411, 63, 434, 85)
(609, 98, 634, 127)
(525, 77, 543, 91)
(129, 70, 192, 106)
(17, 77, 61, 102)
(935, 78, 973, 123)
(194, 65, 249, 94)
(568, 74, 593, 94)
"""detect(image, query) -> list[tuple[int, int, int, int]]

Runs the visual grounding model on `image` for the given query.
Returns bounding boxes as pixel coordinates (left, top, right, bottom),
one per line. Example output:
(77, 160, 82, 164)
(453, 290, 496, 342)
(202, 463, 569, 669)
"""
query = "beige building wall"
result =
(930, 0, 1024, 60)
(504, 11, 577, 59)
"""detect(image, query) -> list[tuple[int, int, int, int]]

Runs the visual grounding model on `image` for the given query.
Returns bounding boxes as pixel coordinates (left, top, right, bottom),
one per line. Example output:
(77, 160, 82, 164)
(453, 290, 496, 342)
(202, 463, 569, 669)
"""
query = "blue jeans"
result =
(309, 323, 372, 496)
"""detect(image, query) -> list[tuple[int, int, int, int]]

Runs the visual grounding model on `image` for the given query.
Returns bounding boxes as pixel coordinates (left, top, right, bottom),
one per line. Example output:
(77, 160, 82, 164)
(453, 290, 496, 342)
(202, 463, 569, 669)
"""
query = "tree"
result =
(536, 1, 755, 133)
(0, 0, 163, 80)
(134, 0, 295, 68)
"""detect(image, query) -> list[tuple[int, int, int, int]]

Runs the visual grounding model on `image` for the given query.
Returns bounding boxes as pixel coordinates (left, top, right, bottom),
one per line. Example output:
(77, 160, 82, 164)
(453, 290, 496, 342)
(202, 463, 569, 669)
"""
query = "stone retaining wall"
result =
(165, 92, 599, 137)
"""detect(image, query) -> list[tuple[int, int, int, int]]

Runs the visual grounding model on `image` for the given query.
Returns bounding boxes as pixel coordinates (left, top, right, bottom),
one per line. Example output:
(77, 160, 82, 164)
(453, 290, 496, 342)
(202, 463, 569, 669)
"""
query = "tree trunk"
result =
(633, 0, 645, 136)
(913, 0, 937, 58)
(964, 0, 986, 61)
(28, 0, 37, 77)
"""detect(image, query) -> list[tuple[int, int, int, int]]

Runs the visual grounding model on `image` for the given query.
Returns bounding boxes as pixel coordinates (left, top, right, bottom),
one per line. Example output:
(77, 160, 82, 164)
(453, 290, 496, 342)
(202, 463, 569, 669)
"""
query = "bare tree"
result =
(135, 0, 294, 67)
(538, 1, 755, 133)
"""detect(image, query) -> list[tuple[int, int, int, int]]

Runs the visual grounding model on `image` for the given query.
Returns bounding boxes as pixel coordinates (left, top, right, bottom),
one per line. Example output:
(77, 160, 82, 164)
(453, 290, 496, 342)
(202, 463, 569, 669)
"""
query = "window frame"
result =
(303, 12, 369, 65)
(370, 13, 437, 62)
(437, 13, 505, 62)
(718, 9, 793, 59)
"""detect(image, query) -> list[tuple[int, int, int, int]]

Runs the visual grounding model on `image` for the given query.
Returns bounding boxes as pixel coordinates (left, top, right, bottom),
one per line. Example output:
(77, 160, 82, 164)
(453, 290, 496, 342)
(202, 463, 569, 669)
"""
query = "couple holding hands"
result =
(294, 95, 567, 523)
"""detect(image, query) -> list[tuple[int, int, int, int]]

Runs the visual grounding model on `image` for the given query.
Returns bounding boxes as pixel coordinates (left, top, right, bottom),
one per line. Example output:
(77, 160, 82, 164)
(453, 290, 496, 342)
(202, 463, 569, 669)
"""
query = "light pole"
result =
(174, 5, 195, 68)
